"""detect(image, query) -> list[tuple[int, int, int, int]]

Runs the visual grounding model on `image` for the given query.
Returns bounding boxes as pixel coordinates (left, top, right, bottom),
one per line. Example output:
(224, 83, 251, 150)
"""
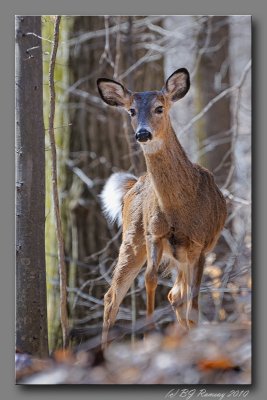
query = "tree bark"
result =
(196, 16, 232, 189)
(15, 16, 48, 356)
(196, 16, 233, 252)
(195, 17, 233, 319)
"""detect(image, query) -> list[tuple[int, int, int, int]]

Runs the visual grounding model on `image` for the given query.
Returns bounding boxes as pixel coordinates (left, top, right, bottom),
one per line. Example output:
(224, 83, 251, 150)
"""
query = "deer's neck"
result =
(143, 124, 198, 212)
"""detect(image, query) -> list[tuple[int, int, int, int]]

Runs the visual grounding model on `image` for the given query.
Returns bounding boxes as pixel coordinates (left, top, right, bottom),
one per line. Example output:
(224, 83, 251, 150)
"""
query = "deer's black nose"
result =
(135, 129, 152, 142)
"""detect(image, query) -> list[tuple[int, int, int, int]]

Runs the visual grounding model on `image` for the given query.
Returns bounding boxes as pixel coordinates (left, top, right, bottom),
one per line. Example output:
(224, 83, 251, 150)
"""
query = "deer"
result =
(97, 68, 227, 349)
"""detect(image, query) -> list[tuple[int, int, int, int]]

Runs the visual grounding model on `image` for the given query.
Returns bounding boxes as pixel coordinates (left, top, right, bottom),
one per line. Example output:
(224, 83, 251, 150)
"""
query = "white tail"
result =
(100, 172, 137, 226)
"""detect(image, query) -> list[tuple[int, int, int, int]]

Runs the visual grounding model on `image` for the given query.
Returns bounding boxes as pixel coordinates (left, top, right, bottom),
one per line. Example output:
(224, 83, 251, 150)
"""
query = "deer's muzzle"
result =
(135, 129, 152, 142)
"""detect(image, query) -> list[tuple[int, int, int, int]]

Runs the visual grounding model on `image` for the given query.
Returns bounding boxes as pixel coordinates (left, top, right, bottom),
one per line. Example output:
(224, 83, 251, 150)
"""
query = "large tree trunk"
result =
(15, 16, 48, 356)
(196, 16, 233, 256)
(196, 16, 232, 189)
(197, 16, 233, 186)
(195, 16, 234, 321)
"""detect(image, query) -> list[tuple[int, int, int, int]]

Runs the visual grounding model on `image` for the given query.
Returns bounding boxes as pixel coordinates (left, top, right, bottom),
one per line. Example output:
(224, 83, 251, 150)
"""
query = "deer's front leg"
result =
(102, 241, 146, 349)
(145, 236, 163, 324)
(168, 252, 205, 330)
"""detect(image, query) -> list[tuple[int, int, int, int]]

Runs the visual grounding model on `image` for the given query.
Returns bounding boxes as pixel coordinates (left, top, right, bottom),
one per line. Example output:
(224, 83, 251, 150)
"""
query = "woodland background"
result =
(15, 15, 251, 384)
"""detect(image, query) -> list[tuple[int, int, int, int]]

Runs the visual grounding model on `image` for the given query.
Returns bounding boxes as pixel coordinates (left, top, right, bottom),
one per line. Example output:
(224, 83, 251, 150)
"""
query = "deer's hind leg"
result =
(102, 239, 146, 349)
(168, 251, 205, 330)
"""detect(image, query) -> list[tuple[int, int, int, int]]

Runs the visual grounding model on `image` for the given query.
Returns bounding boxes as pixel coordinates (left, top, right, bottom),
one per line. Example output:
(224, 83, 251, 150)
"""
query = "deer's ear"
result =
(97, 78, 131, 107)
(164, 68, 190, 102)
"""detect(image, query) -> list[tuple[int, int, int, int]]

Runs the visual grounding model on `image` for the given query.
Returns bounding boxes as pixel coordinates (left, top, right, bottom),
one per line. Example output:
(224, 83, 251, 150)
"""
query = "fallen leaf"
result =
(53, 348, 75, 364)
(197, 357, 235, 371)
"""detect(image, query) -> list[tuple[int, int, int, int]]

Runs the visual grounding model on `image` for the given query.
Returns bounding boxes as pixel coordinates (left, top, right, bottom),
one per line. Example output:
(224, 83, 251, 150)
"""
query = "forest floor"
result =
(16, 321, 251, 384)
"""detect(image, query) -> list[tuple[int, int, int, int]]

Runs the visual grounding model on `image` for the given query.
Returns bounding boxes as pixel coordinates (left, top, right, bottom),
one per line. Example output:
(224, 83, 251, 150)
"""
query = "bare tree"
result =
(196, 16, 232, 188)
(48, 16, 69, 349)
(15, 16, 48, 356)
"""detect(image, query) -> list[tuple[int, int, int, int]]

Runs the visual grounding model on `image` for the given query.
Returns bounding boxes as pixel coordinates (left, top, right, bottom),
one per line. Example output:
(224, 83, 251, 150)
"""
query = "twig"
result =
(84, 228, 122, 261)
(118, 49, 157, 81)
(113, 16, 121, 80)
(48, 16, 69, 348)
(222, 189, 251, 206)
(25, 31, 54, 43)
(46, 252, 96, 270)
(191, 16, 213, 79)
(66, 159, 94, 189)
(99, 16, 114, 68)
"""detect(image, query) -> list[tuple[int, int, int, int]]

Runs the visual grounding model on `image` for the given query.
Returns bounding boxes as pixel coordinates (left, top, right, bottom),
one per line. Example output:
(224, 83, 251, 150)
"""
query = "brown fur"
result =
(97, 69, 227, 348)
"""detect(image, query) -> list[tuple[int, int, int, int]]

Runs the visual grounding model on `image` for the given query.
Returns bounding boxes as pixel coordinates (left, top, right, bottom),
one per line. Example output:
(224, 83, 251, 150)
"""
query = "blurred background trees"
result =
(41, 15, 251, 350)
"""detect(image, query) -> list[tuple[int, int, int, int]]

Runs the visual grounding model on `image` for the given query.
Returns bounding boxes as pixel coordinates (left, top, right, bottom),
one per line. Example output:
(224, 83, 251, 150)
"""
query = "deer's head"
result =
(97, 68, 190, 146)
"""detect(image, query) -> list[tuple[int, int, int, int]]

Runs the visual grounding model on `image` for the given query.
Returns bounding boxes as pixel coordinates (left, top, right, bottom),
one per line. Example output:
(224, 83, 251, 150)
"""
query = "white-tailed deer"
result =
(97, 68, 227, 348)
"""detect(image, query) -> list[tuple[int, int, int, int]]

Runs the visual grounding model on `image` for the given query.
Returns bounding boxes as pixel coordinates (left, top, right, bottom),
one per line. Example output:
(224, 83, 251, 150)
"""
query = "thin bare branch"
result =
(99, 16, 115, 68)
(25, 31, 54, 43)
(66, 159, 94, 189)
(118, 49, 160, 81)
(48, 16, 69, 348)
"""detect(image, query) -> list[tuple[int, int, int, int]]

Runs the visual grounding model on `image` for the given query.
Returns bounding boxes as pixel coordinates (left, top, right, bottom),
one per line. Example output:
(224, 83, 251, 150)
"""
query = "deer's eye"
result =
(155, 106, 163, 114)
(129, 108, 136, 117)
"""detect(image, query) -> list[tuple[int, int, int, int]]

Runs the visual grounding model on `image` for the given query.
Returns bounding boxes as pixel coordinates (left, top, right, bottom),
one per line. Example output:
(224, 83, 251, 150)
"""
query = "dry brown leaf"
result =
(53, 348, 75, 364)
(197, 357, 235, 371)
